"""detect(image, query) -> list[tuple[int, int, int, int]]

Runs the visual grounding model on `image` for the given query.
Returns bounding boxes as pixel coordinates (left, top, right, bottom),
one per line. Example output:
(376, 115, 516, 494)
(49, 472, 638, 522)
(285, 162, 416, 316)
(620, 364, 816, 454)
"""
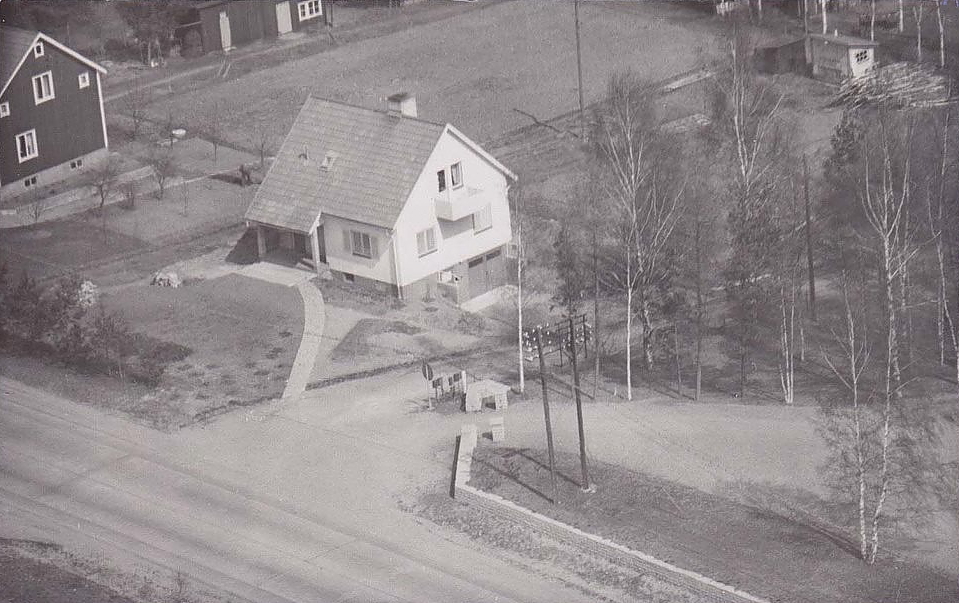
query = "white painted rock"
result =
(151, 270, 182, 288)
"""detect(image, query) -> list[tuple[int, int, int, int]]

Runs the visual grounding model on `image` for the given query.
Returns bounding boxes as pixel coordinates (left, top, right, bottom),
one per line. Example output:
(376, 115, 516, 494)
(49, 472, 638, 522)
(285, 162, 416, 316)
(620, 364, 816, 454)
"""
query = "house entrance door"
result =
(275, 1, 293, 35)
(219, 11, 232, 51)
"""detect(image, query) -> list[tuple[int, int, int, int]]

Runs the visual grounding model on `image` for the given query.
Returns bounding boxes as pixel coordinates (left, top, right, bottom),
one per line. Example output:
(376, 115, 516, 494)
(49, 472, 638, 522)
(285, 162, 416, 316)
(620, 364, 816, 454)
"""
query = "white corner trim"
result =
(96, 72, 109, 150)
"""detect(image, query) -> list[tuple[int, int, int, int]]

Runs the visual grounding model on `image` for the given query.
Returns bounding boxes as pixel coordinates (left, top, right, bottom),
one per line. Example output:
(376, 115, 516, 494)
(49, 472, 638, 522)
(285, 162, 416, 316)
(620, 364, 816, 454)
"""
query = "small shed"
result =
(755, 35, 807, 75)
(806, 33, 878, 84)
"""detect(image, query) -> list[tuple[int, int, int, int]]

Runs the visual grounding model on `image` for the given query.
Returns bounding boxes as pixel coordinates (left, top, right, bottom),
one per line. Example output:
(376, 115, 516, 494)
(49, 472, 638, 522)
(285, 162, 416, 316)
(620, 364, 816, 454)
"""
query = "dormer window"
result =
(78, 72, 90, 89)
(320, 151, 338, 170)
(34, 41, 44, 58)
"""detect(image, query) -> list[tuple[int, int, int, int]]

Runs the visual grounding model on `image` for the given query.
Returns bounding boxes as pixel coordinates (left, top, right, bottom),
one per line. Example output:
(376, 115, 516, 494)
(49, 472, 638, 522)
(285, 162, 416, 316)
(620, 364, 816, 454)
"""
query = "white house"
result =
(244, 93, 517, 303)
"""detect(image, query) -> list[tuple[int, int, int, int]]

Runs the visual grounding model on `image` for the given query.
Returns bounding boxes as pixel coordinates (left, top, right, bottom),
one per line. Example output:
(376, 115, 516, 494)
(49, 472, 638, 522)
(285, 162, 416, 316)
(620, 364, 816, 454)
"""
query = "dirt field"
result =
(143, 0, 719, 148)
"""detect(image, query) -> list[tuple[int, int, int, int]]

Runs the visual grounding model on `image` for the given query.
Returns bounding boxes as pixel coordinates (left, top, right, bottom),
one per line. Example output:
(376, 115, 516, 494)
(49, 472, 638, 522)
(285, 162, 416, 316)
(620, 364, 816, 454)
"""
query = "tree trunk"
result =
(870, 0, 876, 41)
(937, 0, 945, 68)
(626, 266, 633, 401)
(898, 0, 905, 32)
(593, 231, 600, 398)
(640, 295, 654, 369)
(695, 221, 704, 402)
(821, 0, 828, 34)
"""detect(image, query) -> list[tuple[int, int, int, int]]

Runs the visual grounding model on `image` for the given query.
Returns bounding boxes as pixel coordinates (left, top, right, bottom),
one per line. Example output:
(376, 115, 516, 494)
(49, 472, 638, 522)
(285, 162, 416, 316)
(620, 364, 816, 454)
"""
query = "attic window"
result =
(34, 41, 44, 58)
(320, 151, 338, 171)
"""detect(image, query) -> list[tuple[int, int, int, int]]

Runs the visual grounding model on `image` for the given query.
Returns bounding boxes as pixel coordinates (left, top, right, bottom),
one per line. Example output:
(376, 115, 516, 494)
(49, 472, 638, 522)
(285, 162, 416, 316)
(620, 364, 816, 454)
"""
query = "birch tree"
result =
(591, 73, 684, 399)
(710, 27, 789, 396)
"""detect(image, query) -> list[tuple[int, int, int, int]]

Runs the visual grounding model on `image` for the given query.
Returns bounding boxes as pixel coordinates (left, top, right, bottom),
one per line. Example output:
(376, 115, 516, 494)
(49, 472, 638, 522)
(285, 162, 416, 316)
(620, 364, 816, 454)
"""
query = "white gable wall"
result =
(392, 128, 512, 287)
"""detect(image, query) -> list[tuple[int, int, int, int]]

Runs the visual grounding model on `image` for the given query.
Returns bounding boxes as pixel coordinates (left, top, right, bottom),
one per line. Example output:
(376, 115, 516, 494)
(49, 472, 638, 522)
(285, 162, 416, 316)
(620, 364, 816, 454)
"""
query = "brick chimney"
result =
(387, 92, 417, 118)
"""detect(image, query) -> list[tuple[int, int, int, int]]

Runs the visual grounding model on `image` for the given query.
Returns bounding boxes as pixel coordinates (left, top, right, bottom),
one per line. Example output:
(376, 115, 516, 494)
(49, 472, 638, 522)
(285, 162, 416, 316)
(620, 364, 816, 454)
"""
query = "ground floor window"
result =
(416, 227, 437, 256)
(16, 129, 38, 162)
(298, 0, 322, 20)
(346, 229, 374, 259)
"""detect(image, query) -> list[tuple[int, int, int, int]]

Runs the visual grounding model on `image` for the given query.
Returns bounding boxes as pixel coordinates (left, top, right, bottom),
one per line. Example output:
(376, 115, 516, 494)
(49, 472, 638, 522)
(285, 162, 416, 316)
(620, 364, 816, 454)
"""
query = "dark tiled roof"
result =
(0, 25, 39, 91)
(246, 97, 445, 233)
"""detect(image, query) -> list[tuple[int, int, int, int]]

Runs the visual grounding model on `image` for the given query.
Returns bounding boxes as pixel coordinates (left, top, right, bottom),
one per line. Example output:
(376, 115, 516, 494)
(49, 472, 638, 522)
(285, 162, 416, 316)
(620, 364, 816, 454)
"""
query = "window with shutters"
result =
(472, 204, 492, 233)
(346, 229, 374, 259)
(416, 227, 437, 257)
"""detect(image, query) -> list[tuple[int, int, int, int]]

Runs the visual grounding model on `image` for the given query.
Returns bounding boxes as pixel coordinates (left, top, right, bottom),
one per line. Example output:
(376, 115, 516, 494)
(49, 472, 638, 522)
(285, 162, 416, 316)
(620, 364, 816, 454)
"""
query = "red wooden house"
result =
(0, 25, 108, 199)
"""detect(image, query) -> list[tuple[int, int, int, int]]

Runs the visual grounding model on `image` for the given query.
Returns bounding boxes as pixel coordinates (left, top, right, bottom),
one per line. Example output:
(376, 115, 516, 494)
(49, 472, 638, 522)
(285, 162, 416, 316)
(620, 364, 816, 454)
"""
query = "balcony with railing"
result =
(434, 186, 489, 222)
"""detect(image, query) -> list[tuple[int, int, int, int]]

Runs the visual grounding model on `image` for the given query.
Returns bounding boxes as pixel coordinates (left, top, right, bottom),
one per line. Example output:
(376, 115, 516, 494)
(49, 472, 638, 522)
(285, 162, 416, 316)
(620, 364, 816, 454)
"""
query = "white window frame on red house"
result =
(78, 72, 90, 89)
(416, 227, 437, 257)
(33, 41, 44, 58)
(0, 101, 9, 118)
(32, 71, 55, 105)
(298, 0, 322, 20)
(16, 129, 39, 163)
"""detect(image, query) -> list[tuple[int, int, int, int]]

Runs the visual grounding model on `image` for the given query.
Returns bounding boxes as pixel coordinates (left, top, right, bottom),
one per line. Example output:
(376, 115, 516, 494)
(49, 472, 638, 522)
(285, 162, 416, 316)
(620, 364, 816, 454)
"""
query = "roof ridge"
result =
(304, 94, 447, 129)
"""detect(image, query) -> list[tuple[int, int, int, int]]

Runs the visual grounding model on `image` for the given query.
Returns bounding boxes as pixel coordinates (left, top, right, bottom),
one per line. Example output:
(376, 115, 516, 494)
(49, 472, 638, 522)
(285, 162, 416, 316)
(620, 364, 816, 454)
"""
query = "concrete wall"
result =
(451, 436, 771, 603)
(392, 128, 512, 288)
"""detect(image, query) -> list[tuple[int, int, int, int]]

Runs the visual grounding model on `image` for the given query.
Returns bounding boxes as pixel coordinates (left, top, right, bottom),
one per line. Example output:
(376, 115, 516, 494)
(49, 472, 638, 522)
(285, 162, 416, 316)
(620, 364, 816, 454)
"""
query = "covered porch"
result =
(251, 219, 327, 275)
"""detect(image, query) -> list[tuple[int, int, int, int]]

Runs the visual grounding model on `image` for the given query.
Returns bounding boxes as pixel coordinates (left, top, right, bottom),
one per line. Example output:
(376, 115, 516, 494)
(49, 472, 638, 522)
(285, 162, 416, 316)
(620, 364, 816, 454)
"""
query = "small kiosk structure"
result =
(465, 379, 510, 412)
(806, 33, 878, 84)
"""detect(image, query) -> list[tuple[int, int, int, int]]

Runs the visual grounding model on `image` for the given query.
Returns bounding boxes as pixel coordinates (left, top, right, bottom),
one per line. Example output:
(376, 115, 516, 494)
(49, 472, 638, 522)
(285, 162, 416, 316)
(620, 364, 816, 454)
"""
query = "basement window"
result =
(24, 176, 38, 188)
(70, 158, 84, 170)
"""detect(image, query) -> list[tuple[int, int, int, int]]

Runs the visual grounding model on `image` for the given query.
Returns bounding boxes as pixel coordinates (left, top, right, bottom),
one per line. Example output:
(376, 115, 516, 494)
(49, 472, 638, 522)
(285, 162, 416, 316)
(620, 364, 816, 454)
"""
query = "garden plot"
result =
(101, 273, 302, 428)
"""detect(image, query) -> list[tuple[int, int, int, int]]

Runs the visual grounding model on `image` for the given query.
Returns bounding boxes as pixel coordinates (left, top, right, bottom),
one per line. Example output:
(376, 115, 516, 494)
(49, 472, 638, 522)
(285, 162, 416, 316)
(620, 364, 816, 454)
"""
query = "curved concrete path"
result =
(282, 281, 326, 400)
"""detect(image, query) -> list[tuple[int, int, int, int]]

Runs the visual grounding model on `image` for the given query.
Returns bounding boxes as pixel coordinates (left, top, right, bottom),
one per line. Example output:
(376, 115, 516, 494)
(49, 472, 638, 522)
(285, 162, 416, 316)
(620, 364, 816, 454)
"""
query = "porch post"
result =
(255, 224, 267, 260)
(310, 228, 322, 275)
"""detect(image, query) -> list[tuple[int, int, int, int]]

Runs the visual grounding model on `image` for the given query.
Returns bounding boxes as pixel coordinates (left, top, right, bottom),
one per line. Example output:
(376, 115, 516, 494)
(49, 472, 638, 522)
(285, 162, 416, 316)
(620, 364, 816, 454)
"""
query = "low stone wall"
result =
(451, 434, 770, 603)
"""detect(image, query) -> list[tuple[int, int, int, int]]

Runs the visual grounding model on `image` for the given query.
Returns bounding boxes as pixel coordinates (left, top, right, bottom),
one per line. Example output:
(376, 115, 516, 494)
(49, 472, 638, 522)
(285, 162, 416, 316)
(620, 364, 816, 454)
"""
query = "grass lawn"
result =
(97, 273, 302, 428)
(469, 447, 957, 603)
(0, 219, 148, 282)
(0, 545, 135, 603)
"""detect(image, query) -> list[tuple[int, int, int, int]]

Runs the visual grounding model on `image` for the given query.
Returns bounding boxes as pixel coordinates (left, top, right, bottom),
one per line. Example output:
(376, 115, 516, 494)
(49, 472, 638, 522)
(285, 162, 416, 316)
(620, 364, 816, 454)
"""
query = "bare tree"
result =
(591, 73, 684, 399)
(23, 192, 48, 226)
(710, 27, 789, 396)
(148, 149, 176, 199)
(912, 1, 926, 62)
(121, 75, 149, 140)
(86, 155, 121, 211)
(249, 121, 276, 170)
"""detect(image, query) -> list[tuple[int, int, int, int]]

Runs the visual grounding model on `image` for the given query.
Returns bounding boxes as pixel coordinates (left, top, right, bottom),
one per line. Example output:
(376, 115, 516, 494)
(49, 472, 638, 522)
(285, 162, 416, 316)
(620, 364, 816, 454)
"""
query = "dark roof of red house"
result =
(0, 25, 39, 91)
(0, 25, 107, 98)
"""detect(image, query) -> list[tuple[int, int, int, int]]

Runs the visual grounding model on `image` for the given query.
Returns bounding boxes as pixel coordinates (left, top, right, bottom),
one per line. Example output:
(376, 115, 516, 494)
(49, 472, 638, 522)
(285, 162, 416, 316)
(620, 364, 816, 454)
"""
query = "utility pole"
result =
(568, 316, 590, 492)
(535, 327, 558, 503)
(574, 0, 586, 140)
(517, 190, 525, 393)
(803, 154, 817, 321)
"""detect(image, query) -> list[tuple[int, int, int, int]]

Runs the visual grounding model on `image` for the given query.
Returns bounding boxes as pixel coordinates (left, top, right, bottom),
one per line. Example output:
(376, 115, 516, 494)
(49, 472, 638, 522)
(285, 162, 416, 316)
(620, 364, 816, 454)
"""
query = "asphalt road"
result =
(0, 377, 598, 603)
